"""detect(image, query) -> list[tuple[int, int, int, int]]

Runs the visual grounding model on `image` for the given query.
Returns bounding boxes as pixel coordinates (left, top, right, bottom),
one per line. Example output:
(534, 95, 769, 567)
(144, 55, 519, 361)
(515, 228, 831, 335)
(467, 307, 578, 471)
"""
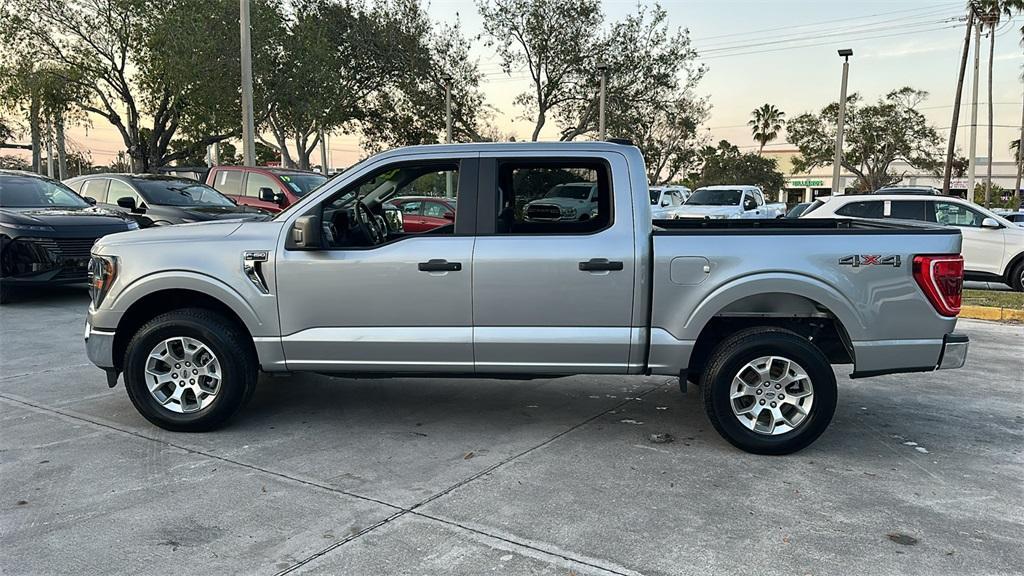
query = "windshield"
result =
(133, 178, 235, 207)
(276, 172, 327, 197)
(545, 184, 592, 200)
(0, 174, 90, 208)
(649, 189, 662, 204)
(686, 189, 742, 206)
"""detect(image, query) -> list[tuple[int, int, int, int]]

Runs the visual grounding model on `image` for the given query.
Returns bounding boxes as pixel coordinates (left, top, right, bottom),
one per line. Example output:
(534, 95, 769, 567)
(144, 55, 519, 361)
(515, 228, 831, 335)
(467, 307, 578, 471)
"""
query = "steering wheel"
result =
(353, 199, 385, 245)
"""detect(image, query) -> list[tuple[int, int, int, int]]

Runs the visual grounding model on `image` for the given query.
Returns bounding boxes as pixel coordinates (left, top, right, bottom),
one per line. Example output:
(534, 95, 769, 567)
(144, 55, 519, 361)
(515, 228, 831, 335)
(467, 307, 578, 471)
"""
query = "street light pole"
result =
(967, 24, 981, 203)
(831, 49, 852, 195)
(597, 63, 608, 140)
(239, 0, 256, 167)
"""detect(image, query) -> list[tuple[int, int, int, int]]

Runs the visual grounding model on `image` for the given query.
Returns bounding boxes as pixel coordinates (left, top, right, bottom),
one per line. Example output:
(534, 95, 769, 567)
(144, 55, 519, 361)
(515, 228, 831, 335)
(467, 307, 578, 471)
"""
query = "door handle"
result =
(579, 258, 624, 272)
(418, 259, 462, 272)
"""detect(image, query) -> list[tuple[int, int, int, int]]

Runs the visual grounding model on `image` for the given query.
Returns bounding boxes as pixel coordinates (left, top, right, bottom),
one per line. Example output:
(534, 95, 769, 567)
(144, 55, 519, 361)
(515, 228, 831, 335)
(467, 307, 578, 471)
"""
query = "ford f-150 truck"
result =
(675, 185, 787, 220)
(84, 142, 969, 454)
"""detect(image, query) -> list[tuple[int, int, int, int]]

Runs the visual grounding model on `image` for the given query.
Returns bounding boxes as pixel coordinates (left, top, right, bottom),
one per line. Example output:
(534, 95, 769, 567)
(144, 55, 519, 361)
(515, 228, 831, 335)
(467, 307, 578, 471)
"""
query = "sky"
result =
(36, 0, 1024, 168)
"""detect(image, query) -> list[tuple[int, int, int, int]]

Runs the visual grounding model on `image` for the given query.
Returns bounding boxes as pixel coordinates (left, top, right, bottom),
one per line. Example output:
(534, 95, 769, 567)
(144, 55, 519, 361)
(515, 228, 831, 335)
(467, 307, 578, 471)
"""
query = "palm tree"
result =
(942, 8, 976, 195)
(976, 0, 1024, 207)
(748, 104, 786, 155)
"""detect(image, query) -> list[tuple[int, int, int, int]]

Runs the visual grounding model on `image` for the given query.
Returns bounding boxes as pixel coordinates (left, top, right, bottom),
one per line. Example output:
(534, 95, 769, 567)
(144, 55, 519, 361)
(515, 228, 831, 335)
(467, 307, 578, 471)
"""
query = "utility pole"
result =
(967, 23, 981, 203)
(597, 63, 608, 140)
(443, 74, 453, 196)
(239, 0, 256, 167)
(319, 131, 329, 174)
(831, 49, 852, 195)
(1016, 80, 1024, 204)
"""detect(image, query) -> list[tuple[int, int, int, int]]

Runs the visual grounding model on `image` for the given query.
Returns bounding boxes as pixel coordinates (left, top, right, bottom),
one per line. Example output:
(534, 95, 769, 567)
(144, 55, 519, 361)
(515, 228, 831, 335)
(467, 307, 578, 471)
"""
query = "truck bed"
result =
(653, 217, 957, 235)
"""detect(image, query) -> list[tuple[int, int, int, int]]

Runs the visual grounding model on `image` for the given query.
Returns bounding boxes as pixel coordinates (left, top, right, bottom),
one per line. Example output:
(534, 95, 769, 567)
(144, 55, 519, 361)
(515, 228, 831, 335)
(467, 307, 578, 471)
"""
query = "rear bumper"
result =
(937, 333, 969, 370)
(850, 332, 968, 378)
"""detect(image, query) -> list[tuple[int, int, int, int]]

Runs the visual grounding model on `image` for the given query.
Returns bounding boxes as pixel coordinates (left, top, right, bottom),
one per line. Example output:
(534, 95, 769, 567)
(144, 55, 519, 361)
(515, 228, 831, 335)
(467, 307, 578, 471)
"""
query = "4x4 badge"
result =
(839, 255, 901, 268)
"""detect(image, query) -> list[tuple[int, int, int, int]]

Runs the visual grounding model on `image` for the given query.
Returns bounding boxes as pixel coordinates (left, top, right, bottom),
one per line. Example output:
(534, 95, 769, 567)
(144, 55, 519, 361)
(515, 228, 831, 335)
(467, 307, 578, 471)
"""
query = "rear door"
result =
(209, 169, 245, 205)
(471, 152, 636, 374)
(931, 200, 1005, 275)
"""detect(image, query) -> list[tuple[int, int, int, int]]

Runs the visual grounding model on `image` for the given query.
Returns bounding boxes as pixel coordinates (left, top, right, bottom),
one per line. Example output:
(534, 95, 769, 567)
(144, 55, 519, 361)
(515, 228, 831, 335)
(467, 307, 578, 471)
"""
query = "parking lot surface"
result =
(2, 287, 1022, 575)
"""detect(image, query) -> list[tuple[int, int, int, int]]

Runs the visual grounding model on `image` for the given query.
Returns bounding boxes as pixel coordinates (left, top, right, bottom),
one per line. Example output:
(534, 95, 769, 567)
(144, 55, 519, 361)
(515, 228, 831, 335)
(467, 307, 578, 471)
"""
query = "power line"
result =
(701, 24, 962, 60)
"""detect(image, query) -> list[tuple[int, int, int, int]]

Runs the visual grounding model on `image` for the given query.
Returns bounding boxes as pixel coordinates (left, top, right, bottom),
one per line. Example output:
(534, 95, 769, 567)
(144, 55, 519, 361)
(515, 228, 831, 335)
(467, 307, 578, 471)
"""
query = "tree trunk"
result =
(55, 113, 68, 180)
(985, 27, 994, 208)
(29, 93, 42, 174)
(943, 12, 974, 195)
(531, 109, 545, 142)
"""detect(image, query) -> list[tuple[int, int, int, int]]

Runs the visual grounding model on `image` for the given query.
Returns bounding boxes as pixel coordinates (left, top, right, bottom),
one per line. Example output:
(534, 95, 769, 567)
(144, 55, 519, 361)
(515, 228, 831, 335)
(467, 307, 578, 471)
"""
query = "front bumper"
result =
(937, 332, 969, 370)
(84, 319, 116, 369)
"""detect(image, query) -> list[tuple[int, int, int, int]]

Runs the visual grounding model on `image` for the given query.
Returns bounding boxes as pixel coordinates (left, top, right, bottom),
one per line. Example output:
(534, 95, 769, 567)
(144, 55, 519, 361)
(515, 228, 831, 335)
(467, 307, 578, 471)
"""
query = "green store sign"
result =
(789, 179, 825, 187)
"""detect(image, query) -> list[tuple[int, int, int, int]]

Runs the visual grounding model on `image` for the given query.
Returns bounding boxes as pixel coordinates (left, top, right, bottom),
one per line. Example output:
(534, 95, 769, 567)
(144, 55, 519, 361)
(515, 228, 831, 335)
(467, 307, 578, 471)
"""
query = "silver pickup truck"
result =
(85, 142, 969, 454)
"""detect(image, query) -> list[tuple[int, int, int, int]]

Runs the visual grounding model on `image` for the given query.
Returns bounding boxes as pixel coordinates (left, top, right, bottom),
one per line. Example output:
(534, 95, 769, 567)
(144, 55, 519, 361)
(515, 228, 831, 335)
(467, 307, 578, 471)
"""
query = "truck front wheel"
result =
(123, 308, 257, 432)
(700, 327, 836, 455)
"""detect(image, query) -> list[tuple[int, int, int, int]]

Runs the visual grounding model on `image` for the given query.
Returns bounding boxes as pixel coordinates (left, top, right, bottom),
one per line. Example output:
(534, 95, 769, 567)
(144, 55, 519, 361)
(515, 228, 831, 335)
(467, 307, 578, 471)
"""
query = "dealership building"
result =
(762, 148, 1022, 204)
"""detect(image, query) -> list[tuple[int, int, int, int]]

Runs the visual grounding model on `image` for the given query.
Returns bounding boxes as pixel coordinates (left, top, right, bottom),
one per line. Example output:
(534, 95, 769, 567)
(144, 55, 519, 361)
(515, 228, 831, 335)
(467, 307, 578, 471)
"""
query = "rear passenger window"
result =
(80, 179, 109, 203)
(836, 201, 883, 218)
(889, 200, 927, 221)
(213, 170, 243, 196)
(494, 162, 611, 234)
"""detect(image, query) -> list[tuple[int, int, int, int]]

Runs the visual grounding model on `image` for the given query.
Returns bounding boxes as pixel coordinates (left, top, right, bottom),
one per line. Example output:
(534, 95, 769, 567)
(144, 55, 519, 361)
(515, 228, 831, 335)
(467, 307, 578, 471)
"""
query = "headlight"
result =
(705, 214, 727, 220)
(4, 222, 55, 232)
(88, 255, 117, 308)
(560, 207, 577, 217)
(126, 220, 139, 230)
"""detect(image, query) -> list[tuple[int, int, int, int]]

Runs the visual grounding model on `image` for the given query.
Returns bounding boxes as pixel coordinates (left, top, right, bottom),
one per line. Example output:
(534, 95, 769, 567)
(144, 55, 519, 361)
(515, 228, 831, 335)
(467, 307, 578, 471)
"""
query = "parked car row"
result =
(802, 193, 1024, 291)
(669, 185, 787, 220)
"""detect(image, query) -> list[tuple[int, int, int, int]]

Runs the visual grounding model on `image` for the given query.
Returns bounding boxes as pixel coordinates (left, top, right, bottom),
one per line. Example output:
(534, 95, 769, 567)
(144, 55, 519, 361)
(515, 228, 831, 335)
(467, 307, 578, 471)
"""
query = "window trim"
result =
(475, 156, 615, 237)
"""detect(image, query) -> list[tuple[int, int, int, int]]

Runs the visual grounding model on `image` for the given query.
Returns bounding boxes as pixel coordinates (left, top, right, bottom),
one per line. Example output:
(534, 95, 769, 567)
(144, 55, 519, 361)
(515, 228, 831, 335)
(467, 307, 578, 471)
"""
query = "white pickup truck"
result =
(674, 185, 787, 220)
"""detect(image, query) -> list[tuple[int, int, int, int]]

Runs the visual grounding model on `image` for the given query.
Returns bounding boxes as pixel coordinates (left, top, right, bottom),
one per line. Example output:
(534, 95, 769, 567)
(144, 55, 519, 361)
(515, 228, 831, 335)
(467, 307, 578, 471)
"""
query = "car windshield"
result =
(649, 190, 662, 204)
(0, 174, 90, 208)
(275, 172, 327, 197)
(545, 184, 592, 200)
(133, 178, 235, 207)
(686, 189, 741, 206)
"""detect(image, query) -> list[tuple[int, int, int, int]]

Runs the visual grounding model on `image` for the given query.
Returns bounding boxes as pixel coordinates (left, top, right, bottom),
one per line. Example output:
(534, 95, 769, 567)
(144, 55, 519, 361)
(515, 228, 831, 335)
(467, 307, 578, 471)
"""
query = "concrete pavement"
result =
(1, 286, 1022, 575)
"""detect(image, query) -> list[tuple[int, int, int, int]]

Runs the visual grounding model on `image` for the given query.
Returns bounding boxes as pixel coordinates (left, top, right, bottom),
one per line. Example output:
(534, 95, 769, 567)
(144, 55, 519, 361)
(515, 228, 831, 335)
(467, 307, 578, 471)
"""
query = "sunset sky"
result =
(22, 0, 1024, 169)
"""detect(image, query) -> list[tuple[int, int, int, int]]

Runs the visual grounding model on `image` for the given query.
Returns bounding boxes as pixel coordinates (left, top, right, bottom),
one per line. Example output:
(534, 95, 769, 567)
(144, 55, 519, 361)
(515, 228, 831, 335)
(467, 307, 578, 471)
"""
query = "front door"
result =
(471, 153, 637, 374)
(931, 200, 1005, 275)
(276, 157, 477, 372)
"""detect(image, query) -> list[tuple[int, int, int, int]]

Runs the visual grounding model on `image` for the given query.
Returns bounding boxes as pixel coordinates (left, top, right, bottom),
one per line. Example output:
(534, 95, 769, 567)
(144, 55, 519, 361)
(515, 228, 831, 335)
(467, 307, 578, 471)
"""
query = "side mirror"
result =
(84, 197, 97, 205)
(259, 187, 277, 203)
(980, 217, 1001, 229)
(116, 196, 137, 210)
(443, 211, 455, 221)
(274, 192, 287, 207)
(286, 214, 321, 250)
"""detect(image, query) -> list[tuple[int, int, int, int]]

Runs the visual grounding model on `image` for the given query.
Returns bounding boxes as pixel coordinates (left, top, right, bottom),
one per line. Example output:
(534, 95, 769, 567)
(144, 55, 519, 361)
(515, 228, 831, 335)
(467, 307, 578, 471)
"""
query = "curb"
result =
(961, 305, 1024, 322)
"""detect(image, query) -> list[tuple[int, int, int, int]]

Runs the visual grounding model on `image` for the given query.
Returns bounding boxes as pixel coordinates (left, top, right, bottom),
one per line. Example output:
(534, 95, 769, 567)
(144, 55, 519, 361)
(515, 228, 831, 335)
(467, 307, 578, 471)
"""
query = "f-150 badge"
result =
(839, 255, 901, 268)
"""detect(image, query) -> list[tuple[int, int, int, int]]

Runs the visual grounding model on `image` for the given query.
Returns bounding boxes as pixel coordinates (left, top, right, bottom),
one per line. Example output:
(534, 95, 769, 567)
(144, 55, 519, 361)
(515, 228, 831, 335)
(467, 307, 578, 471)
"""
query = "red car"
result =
(388, 196, 457, 232)
(206, 166, 327, 213)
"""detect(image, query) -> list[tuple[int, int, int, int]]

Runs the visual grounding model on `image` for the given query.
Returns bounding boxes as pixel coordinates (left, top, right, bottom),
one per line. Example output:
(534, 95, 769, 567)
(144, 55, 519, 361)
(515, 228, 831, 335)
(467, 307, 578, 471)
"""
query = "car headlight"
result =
(4, 222, 55, 232)
(705, 214, 727, 220)
(126, 220, 140, 230)
(88, 255, 118, 308)
(560, 207, 577, 217)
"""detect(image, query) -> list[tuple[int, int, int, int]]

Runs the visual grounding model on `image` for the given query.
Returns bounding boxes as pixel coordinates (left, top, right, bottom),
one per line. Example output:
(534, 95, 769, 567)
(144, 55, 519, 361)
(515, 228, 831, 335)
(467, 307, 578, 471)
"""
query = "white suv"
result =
(803, 194, 1024, 291)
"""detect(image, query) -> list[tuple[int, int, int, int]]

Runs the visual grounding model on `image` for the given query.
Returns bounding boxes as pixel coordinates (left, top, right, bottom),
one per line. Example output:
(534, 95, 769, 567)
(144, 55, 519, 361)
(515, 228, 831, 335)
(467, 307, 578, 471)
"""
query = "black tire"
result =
(700, 327, 837, 455)
(1009, 260, 1024, 292)
(123, 308, 256, 432)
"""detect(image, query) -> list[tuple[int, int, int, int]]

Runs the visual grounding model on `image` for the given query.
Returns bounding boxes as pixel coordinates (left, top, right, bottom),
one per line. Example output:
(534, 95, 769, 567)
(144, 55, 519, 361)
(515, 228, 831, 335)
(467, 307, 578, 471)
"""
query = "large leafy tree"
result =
(692, 140, 785, 197)
(1, 0, 282, 173)
(477, 0, 603, 142)
(788, 87, 944, 193)
(748, 104, 786, 155)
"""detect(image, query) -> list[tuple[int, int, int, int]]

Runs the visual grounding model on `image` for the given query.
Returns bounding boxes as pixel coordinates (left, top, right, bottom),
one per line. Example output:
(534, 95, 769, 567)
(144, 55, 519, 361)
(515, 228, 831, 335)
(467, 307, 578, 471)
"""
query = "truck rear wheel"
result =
(123, 308, 256, 432)
(700, 327, 836, 455)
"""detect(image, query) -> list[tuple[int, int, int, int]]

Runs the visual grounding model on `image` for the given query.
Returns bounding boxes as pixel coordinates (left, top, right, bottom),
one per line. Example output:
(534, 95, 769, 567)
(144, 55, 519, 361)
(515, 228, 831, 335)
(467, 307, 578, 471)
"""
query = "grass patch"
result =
(963, 289, 1024, 310)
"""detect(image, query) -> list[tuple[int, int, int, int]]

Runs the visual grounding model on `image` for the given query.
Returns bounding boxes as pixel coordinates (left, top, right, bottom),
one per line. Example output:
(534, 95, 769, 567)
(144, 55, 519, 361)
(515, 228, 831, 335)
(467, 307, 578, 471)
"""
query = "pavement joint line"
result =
(0, 392, 407, 512)
(274, 378, 673, 574)
(0, 363, 93, 383)
(410, 510, 645, 576)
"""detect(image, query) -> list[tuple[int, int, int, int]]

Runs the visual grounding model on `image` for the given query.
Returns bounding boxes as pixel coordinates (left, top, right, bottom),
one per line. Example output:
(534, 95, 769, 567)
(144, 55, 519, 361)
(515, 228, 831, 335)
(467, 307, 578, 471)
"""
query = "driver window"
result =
(319, 162, 458, 249)
(108, 180, 142, 206)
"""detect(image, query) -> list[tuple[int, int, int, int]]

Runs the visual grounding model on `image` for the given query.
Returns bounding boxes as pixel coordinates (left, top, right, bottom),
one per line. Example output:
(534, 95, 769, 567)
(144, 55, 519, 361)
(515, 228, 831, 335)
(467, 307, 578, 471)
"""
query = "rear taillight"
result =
(913, 255, 963, 317)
